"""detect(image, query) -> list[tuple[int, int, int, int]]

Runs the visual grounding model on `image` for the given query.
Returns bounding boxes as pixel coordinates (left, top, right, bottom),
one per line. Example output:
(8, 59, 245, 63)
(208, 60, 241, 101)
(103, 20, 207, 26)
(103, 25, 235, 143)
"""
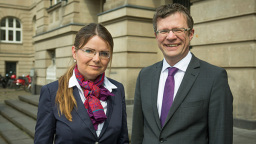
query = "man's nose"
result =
(166, 30, 177, 39)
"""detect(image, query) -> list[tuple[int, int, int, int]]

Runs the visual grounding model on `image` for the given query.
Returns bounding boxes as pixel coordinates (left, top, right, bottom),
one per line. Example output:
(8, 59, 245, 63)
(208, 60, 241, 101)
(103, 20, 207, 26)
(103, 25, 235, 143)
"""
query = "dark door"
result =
(173, 0, 191, 10)
(5, 61, 17, 76)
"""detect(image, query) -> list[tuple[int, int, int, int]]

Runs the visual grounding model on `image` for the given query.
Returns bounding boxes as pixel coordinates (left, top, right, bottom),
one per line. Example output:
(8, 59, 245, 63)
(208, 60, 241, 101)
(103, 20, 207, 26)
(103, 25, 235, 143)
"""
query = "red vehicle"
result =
(14, 75, 31, 92)
(10, 74, 16, 79)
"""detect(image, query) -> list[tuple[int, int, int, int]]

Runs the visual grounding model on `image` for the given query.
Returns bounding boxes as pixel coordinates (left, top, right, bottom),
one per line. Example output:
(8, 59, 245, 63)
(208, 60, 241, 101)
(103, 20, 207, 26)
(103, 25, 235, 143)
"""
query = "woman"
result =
(34, 23, 129, 144)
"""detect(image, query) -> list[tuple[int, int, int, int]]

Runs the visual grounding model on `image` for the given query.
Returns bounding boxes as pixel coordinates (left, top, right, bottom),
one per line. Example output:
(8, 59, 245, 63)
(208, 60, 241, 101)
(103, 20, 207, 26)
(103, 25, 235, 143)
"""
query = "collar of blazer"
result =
(151, 53, 200, 130)
(72, 86, 115, 139)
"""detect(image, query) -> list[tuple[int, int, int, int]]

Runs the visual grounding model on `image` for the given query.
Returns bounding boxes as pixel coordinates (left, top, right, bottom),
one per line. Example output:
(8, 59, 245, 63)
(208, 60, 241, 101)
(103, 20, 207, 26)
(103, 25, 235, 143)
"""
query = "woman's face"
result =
(72, 36, 111, 81)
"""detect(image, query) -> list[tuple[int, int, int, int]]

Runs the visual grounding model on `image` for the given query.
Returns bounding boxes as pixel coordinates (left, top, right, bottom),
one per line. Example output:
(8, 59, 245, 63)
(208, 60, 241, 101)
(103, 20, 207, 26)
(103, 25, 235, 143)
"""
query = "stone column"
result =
(35, 0, 50, 34)
(98, 0, 165, 103)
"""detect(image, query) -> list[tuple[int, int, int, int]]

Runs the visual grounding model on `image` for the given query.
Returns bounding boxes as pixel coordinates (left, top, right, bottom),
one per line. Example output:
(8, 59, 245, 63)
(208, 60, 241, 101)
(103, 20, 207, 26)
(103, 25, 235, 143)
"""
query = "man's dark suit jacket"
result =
(34, 78, 129, 144)
(131, 54, 233, 144)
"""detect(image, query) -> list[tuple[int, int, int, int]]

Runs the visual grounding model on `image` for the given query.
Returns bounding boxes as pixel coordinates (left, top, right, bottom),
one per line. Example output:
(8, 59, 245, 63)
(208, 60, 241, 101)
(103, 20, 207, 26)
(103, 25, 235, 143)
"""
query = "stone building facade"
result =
(0, 0, 255, 129)
(0, 0, 35, 78)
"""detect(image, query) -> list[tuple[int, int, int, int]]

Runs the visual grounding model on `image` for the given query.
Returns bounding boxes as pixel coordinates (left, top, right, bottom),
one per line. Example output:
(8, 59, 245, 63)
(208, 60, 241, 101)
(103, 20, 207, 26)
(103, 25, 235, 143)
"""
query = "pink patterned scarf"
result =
(74, 65, 114, 130)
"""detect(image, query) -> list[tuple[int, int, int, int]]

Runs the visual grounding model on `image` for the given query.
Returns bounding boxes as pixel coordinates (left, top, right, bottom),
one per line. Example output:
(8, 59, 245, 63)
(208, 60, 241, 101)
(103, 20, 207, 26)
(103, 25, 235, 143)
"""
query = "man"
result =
(131, 3, 233, 144)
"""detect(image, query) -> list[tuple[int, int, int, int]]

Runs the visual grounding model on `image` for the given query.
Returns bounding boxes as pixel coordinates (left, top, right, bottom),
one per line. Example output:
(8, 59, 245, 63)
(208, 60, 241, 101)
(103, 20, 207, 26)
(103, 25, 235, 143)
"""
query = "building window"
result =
(0, 17, 22, 43)
(50, 0, 62, 6)
(32, 16, 36, 36)
(54, 0, 61, 4)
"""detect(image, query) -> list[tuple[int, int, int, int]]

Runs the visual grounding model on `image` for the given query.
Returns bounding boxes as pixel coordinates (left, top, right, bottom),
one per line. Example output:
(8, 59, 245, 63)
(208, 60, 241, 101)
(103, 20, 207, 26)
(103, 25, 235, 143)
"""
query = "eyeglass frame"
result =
(76, 47, 111, 59)
(156, 28, 191, 36)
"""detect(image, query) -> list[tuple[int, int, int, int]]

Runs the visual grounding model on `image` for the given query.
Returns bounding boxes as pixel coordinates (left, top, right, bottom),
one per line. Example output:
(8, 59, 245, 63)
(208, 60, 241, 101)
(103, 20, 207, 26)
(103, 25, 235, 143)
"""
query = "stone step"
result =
(0, 94, 134, 143)
(5, 99, 38, 120)
(0, 135, 8, 144)
(0, 103, 36, 138)
(0, 113, 33, 144)
(19, 95, 39, 107)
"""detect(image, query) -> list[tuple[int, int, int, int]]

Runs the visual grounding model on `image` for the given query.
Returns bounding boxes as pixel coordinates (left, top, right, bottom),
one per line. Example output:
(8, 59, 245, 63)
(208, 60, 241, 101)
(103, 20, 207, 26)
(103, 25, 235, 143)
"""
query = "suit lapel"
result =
(151, 61, 163, 130)
(163, 55, 200, 128)
(73, 87, 98, 138)
(98, 91, 114, 138)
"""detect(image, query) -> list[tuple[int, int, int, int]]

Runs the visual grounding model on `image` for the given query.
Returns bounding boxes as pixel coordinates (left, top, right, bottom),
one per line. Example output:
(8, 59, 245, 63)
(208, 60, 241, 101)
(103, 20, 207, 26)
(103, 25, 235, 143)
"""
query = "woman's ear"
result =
(72, 46, 77, 60)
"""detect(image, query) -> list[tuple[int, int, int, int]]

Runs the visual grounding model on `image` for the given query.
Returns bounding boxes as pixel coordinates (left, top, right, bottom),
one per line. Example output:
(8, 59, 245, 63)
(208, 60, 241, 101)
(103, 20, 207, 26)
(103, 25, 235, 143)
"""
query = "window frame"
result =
(54, 0, 61, 5)
(0, 17, 22, 43)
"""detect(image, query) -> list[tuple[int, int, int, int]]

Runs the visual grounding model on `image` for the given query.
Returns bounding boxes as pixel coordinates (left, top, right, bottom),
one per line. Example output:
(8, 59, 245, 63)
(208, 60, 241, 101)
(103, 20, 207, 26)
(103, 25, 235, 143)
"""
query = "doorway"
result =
(5, 61, 17, 76)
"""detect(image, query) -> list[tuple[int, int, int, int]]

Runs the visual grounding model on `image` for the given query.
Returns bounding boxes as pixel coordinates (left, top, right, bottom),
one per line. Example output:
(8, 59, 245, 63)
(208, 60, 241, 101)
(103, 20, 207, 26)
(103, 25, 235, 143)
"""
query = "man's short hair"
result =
(153, 3, 194, 33)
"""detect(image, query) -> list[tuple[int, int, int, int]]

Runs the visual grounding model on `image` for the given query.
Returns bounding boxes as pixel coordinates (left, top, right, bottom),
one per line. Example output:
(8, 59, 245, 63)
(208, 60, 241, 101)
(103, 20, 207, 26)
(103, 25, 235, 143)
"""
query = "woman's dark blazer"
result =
(34, 78, 129, 144)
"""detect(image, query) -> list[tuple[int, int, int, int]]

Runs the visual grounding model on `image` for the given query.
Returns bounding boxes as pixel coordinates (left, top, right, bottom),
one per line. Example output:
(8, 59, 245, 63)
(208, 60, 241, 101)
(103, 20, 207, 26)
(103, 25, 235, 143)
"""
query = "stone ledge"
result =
(234, 118, 256, 130)
(98, 5, 155, 24)
(125, 99, 134, 105)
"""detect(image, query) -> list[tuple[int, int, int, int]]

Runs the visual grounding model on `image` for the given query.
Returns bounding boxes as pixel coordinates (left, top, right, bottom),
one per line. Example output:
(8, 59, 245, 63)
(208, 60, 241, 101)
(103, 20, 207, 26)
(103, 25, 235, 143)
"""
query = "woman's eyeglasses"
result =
(79, 48, 110, 59)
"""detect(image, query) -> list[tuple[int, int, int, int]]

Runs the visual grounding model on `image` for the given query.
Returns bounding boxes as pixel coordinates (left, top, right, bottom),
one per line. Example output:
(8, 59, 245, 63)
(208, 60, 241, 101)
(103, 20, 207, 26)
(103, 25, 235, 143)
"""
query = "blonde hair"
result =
(55, 64, 76, 121)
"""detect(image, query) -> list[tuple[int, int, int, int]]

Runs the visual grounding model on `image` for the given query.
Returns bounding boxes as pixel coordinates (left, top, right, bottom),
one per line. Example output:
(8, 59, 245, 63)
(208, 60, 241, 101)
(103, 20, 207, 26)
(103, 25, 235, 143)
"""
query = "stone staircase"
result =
(0, 94, 133, 144)
(0, 95, 39, 144)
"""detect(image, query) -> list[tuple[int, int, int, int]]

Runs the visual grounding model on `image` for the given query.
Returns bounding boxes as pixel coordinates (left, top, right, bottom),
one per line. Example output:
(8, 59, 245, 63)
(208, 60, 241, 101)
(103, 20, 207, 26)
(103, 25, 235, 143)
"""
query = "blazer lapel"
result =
(73, 87, 98, 138)
(98, 92, 114, 138)
(163, 55, 200, 128)
(151, 61, 163, 130)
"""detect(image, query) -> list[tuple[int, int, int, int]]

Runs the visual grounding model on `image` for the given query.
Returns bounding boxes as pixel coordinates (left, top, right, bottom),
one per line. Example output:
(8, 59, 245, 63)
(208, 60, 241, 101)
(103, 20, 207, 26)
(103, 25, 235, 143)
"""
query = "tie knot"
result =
(168, 67, 179, 76)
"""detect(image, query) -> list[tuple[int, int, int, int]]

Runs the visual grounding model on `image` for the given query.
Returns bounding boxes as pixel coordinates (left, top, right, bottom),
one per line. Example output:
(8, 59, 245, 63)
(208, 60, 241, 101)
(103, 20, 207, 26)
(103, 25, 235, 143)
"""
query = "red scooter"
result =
(14, 75, 31, 92)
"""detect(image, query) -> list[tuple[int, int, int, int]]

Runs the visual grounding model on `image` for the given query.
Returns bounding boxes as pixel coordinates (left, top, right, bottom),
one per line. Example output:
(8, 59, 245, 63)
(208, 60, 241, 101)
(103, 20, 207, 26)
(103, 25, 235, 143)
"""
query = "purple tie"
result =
(160, 67, 179, 127)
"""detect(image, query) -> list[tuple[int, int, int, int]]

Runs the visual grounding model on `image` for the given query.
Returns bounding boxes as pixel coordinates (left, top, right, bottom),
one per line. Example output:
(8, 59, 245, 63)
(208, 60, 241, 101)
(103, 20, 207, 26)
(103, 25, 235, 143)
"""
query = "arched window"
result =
(0, 17, 22, 43)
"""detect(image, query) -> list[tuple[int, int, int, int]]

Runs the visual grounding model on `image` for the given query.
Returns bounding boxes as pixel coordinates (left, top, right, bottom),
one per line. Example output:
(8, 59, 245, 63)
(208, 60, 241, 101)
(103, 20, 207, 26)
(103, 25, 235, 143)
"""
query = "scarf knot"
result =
(74, 65, 114, 130)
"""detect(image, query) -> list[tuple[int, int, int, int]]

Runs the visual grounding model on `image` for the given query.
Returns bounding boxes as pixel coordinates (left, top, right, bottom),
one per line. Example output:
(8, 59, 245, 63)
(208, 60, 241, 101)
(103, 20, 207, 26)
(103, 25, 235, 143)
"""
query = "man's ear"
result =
(189, 28, 194, 41)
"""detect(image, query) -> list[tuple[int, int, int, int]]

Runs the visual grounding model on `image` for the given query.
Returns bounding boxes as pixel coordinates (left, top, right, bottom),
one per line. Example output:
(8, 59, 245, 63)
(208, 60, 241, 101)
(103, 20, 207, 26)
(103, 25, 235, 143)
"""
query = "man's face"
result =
(155, 12, 194, 66)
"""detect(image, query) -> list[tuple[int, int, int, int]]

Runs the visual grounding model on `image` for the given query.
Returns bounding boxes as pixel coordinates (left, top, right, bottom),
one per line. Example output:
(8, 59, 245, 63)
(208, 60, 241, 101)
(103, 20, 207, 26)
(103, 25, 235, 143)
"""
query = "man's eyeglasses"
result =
(78, 48, 110, 60)
(156, 28, 191, 36)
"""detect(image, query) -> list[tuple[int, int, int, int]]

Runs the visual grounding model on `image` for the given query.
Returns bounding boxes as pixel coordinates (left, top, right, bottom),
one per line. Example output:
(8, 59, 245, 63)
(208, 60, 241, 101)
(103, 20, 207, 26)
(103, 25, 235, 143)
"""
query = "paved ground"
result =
(0, 87, 256, 144)
(0, 87, 31, 103)
(233, 127, 256, 144)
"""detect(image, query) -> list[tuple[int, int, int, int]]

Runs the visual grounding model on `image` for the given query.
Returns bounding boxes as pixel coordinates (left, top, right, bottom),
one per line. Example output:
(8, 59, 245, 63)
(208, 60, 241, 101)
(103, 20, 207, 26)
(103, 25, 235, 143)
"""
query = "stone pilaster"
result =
(98, 2, 163, 102)
(190, 0, 256, 129)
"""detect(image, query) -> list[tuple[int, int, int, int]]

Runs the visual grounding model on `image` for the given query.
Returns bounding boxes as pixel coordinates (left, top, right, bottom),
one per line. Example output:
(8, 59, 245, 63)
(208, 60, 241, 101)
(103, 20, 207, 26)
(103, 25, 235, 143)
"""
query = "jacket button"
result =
(160, 138, 164, 143)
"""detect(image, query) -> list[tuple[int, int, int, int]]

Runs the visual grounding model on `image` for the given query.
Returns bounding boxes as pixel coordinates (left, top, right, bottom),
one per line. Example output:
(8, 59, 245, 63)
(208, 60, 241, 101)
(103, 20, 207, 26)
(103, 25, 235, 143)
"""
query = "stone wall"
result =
(33, 0, 102, 90)
(190, 0, 256, 129)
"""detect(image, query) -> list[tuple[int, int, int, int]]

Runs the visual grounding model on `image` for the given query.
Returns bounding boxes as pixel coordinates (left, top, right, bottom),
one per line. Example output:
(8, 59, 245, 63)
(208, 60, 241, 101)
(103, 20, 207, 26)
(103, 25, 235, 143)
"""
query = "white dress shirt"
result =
(68, 70, 117, 137)
(157, 51, 192, 117)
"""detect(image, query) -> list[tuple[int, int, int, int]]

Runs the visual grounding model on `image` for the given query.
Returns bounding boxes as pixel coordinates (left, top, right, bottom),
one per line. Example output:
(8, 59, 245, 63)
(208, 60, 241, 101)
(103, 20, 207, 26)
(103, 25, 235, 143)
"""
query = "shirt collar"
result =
(162, 51, 192, 72)
(68, 70, 117, 92)
(103, 76, 117, 92)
